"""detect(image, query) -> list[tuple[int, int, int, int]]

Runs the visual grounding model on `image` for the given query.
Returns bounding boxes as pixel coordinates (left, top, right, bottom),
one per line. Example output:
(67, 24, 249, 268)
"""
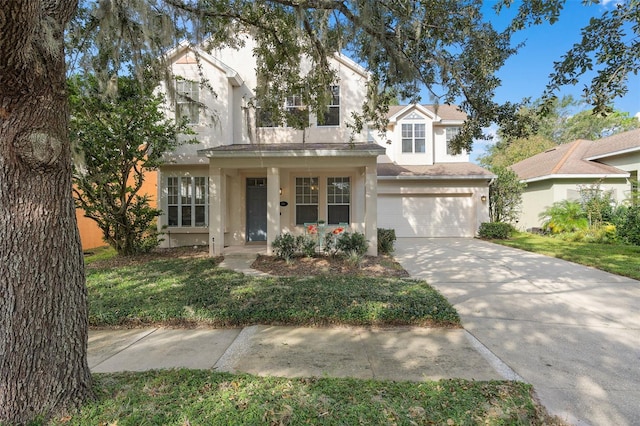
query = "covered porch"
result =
(198, 143, 385, 256)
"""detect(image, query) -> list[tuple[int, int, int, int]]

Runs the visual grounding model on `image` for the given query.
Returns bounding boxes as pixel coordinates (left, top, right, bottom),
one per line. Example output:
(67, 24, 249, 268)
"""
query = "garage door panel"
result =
(378, 195, 474, 237)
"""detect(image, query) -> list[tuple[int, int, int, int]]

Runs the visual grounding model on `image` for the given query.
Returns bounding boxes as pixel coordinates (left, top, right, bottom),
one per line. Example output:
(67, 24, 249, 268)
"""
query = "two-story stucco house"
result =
(157, 40, 493, 256)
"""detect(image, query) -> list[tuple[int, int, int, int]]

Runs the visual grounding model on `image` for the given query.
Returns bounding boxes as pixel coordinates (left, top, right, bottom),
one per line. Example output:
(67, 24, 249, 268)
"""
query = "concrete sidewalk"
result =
(88, 325, 510, 382)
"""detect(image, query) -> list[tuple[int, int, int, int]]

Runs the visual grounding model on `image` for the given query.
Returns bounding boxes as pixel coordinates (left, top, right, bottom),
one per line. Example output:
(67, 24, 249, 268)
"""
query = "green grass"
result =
(47, 370, 558, 425)
(494, 233, 640, 280)
(87, 257, 459, 327)
(83, 246, 117, 265)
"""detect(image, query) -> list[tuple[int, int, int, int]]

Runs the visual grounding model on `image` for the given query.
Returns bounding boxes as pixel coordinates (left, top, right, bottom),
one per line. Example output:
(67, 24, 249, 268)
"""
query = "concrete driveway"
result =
(395, 238, 640, 426)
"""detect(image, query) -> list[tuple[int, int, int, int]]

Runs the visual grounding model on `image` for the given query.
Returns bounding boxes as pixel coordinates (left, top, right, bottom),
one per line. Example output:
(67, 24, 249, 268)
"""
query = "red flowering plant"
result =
(307, 224, 318, 235)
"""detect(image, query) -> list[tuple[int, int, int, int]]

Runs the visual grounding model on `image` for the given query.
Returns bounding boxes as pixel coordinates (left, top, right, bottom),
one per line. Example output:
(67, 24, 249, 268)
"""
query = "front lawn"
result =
(494, 233, 640, 280)
(48, 370, 561, 425)
(87, 255, 459, 327)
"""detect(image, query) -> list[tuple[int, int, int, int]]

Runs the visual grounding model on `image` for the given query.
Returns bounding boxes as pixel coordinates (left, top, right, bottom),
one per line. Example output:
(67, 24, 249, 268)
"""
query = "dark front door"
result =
(246, 178, 267, 242)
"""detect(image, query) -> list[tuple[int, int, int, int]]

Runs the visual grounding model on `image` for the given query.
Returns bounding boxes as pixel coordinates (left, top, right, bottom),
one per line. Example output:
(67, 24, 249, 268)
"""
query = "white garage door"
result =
(377, 194, 474, 237)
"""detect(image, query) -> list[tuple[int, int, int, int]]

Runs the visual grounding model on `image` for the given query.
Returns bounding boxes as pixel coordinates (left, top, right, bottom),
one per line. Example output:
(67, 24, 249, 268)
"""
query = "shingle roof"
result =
(387, 104, 467, 121)
(377, 162, 494, 179)
(509, 131, 638, 182)
(198, 142, 386, 157)
(584, 128, 640, 160)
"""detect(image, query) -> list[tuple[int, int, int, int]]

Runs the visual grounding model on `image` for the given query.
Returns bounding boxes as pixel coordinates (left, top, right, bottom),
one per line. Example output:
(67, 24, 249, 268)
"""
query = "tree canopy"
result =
(69, 76, 195, 255)
(66, 1, 640, 150)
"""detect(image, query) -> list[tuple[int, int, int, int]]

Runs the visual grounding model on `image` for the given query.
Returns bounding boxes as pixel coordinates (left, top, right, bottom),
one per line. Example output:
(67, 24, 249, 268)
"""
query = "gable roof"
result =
(387, 104, 467, 123)
(167, 41, 245, 87)
(584, 128, 640, 160)
(509, 133, 637, 183)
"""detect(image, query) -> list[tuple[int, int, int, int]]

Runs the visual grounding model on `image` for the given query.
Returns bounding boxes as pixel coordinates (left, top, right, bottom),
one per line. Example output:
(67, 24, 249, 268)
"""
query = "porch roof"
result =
(198, 143, 386, 158)
(377, 162, 495, 180)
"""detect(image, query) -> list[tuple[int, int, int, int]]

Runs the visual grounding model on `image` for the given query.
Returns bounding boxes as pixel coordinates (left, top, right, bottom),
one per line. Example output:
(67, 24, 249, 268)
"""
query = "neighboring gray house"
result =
(510, 128, 640, 230)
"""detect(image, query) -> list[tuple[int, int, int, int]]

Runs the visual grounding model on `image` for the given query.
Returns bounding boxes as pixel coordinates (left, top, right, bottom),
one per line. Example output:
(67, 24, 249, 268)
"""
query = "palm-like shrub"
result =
(539, 200, 588, 234)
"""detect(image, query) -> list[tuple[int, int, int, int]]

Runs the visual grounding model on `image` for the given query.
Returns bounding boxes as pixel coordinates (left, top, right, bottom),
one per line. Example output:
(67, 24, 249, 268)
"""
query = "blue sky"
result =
(460, 1, 640, 161)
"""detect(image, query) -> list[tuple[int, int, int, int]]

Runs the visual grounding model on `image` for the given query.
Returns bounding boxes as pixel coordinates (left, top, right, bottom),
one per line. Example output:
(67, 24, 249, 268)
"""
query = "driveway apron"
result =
(395, 238, 640, 426)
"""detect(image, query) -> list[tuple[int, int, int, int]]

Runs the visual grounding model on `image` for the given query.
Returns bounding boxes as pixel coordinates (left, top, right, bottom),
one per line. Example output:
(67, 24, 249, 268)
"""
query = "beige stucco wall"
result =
(433, 125, 470, 163)
(518, 180, 555, 231)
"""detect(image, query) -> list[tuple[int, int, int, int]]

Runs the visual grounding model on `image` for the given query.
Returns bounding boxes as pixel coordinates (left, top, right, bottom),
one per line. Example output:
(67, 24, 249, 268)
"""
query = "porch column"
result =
(209, 165, 225, 256)
(266, 167, 281, 255)
(365, 164, 378, 256)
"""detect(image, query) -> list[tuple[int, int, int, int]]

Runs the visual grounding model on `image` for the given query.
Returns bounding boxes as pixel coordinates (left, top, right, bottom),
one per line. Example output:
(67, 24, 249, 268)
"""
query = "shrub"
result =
(585, 223, 617, 244)
(344, 249, 364, 267)
(297, 235, 317, 257)
(336, 232, 368, 256)
(539, 200, 588, 234)
(272, 233, 297, 261)
(377, 228, 396, 254)
(478, 222, 513, 239)
(559, 231, 586, 242)
(617, 205, 640, 245)
(323, 232, 339, 256)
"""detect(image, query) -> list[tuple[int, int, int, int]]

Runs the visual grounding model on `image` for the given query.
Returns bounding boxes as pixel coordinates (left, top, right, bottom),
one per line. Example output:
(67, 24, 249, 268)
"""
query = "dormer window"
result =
(446, 127, 461, 155)
(401, 123, 426, 153)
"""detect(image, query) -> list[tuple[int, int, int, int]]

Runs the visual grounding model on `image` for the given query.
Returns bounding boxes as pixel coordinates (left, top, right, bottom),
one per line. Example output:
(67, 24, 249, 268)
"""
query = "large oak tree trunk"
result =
(0, 1, 93, 423)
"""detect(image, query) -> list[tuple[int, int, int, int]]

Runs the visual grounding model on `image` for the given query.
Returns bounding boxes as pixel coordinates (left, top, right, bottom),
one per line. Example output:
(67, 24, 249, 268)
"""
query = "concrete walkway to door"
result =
(394, 238, 640, 426)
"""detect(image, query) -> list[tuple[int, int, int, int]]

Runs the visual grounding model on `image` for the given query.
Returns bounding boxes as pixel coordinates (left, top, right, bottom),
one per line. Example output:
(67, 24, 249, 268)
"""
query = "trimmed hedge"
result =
(377, 228, 396, 254)
(478, 222, 513, 239)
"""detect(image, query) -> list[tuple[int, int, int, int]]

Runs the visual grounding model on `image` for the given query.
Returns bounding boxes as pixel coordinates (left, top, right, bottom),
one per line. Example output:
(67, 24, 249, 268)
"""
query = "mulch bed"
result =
(86, 246, 410, 278)
(251, 254, 410, 278)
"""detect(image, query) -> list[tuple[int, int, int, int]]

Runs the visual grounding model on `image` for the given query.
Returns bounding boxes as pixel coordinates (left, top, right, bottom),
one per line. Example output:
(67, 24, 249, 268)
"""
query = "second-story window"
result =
(318, 85, 340, 126)
(175, 80, 199, 125)
(286, 94, 309, 128)
(446, 127, 461, 155)
(401, 123, 426, 153)
(256, 101, 277, 127)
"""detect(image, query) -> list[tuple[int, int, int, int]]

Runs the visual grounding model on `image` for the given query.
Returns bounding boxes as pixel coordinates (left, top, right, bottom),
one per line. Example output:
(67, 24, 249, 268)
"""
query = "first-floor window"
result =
(296, 177, 318, 225)
(167, 176, 208, 227)
(327, 177, 350, 224)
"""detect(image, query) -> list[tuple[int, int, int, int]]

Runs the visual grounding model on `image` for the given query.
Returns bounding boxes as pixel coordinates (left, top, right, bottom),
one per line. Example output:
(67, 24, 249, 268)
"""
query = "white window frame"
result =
(256, 100, 277, 128)
(318, 85, 340, 127)
(175, 80, 200, 125)
(295, 177, 319, 225)
(327, 177, 350, 225)
(401, 122, 426, 153)
(167, 176, 208, 227)
(446, 127, 461, 155)
(285, 94, 309, 128)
